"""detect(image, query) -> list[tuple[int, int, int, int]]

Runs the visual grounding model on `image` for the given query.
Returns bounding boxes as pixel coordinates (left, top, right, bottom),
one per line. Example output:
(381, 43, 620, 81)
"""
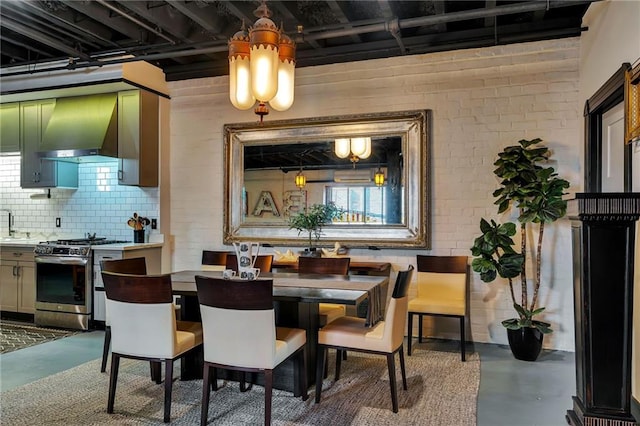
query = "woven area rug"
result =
(0, 350, 479, 425)
(0, 321, 79, 354)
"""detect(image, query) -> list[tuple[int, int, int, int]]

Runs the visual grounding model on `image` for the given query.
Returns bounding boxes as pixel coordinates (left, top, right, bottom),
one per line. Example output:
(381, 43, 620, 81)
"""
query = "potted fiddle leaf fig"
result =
(470, 138, 570, 361)
(288, 202, 343, 254)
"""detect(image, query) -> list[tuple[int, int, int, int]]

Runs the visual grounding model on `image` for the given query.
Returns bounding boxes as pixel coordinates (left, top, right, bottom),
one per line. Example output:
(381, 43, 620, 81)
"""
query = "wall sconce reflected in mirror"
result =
(335, 137, 371, 165)
(374, 168, 385, 187)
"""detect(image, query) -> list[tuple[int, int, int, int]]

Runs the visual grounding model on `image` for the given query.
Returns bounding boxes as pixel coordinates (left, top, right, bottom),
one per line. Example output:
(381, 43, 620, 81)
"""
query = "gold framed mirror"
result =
(223, 110, 431, 248)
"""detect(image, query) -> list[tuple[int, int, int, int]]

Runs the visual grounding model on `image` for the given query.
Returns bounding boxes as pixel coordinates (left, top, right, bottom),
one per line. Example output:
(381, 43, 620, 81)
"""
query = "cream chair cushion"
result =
(200, 305, 305, 369)
(318, 296, 408, 353)
(319, 303, 346, 324)
(408, 271, 466, 316)
(201, 264, 226, 272)
(108, 300, 202, 359)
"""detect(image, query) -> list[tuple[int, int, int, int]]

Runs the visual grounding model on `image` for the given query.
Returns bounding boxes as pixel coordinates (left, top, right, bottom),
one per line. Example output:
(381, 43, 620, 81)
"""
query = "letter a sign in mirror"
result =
(223, 110, 431, 248)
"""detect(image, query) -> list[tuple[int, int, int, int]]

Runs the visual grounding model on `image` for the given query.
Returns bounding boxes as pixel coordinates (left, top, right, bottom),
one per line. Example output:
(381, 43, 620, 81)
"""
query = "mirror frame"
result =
(223, 109, 431, 249)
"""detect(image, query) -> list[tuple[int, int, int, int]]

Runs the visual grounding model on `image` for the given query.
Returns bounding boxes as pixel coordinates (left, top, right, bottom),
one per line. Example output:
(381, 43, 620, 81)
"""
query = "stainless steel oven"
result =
(33, 236, 128, 330)
(34, 244, 93, 330)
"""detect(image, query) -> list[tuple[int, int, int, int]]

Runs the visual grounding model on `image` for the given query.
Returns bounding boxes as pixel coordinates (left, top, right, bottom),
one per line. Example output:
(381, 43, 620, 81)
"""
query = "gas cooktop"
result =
(45, 237, 130, 246)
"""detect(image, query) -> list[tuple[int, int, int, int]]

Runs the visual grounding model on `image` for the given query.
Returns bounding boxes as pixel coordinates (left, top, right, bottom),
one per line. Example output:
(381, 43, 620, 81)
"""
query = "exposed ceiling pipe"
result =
(386, 18, 406, 55)
(1, 16, 91, 61)
(94, 0, 176, 45)
(302, 0, 592, 41)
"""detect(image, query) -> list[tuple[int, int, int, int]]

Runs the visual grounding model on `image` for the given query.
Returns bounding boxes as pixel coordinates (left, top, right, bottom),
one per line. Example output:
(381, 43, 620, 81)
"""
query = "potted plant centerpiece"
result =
(470, 138, 570, 361)
(288, 202, 343, 256)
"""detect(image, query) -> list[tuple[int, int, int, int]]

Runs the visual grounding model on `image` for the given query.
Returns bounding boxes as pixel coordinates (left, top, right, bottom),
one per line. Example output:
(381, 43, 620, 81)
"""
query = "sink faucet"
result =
(0, 209, 14, 236)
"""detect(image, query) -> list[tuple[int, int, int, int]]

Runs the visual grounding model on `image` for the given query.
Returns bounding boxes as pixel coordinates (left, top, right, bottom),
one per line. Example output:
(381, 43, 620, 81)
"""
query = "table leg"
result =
(179, 294, 203, 380)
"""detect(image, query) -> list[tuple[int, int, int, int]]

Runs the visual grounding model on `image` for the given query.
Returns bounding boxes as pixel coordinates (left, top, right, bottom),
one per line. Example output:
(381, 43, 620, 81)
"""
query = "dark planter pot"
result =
(300, 247, 321, 258)
(507, 327, 544, 361)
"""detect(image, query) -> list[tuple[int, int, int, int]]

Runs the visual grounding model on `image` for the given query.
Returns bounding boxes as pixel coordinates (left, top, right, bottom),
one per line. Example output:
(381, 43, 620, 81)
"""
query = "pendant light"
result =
(374, 167, 385, 187)
(334, 137, 372, 165)
(295, 167, 306, 189)
(228, 1, 296, 122)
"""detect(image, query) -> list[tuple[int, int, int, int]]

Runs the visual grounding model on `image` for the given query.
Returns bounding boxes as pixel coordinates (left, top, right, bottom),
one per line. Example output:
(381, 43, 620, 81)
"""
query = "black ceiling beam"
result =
(60, 0, 148, 45)
(1, 16, 91, 61)
(164, 0, 225, 40)
(11, 1, 118, 48)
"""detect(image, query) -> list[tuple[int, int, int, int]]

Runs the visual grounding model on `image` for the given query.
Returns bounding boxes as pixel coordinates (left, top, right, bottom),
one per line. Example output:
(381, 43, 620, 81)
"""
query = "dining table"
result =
(170, 270, 389, 394)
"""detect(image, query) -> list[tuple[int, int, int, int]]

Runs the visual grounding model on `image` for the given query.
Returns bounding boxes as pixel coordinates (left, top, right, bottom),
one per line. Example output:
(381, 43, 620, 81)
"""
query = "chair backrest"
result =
(102, 271, 177, 358)
(195, 275, 276, 368)
(298, 256, 350, 275)
(100, 257, 147, 275)
(225, 254, 274, 273)
(378, 265, 414, 349)
(201, 250, 229, 271)
(415, 255, 468, 312)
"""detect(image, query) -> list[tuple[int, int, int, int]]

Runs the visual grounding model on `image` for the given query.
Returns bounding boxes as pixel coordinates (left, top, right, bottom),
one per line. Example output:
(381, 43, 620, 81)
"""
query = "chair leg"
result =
(398, 345, 407, 390)
(211, 367, 218, 391)
(101, 326, 111, 373)
(299, 348, 308, 401)
(315, 345, 325, 403)
(201, 363, 210, 426)
(264, 369, 273, 426)
(107, 353, 120, 414)
(163, 360, 173, 423)
(407, 312, 413, 356)
(335, 349, 342, 381)
(460, 316, 466, 362)
(418, 314, 423, 344)
(342, 351, 347, 361)
(151, 361, 162, 384)
(386, 353, 399, 413)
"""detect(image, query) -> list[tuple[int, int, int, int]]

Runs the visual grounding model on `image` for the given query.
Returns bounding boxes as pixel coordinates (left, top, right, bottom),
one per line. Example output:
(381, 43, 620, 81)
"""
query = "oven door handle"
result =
(35, 256, 89, 266)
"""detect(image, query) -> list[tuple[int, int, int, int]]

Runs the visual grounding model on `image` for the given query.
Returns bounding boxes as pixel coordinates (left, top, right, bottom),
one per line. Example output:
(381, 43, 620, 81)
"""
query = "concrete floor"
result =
(0, 331, 575, 426)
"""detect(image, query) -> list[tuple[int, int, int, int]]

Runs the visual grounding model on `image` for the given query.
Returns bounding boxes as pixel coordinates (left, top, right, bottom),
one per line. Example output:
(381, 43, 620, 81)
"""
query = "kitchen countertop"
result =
(0, 239, 163, 250)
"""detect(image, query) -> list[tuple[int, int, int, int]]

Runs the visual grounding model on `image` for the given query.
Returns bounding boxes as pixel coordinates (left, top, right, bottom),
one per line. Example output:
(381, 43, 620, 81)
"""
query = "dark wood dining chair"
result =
(195, 275, 308, 426)
(407, 255, 469, 361)
(315, 265, 414, 413)
(102, 271, 203, 423)
(226, 254, 273, 273)
(99, 257, 147, 373)
(201, 250, 229, 271)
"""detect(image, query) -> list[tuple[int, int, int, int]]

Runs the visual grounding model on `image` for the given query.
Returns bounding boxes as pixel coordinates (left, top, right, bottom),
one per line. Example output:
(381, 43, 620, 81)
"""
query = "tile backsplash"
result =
(0, 156, 159, 241)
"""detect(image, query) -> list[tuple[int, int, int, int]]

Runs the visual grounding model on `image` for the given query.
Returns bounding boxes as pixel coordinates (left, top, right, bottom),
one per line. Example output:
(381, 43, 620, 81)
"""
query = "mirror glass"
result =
(223, 110, 431, 248)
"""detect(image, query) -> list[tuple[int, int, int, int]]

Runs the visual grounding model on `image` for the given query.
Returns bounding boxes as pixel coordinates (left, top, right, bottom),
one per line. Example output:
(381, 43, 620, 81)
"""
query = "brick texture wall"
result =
(170, 38, 582, 350)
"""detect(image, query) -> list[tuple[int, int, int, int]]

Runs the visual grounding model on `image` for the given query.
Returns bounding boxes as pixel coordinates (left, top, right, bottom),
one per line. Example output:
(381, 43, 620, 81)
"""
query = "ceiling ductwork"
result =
(0, 1, 595, 82)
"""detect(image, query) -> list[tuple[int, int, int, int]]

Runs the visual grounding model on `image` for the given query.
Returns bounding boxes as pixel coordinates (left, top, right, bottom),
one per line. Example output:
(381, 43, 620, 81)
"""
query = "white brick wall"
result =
(169, 38, 582, 351)
(0, 157, 159, 241)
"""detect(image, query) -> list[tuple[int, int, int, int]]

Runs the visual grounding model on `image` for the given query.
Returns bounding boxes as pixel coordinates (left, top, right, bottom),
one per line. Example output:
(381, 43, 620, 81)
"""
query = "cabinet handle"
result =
(117, 169, 123, 181)
(15, 266, 20, 277)
(12, 266, 17, 276)
(13, 252, 22, 257)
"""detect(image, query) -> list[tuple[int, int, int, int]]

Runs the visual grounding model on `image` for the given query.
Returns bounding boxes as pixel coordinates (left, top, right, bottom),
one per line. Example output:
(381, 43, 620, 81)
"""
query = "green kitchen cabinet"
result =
(117, 90, 159, 187)
(0, 103, 20, 153)
(20, 99, 78, 189)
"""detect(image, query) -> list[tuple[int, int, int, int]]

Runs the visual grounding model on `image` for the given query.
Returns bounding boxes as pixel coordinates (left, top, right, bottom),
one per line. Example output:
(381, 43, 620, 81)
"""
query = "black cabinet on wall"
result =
(567, 193, 639, 426)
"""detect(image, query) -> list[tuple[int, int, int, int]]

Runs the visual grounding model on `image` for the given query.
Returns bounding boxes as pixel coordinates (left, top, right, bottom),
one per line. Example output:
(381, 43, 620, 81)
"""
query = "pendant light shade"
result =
(334, 138, 351, 159)
(269, 34, 296, 112)
(249, 17, 280, 102)
(228, 28, 255, 110)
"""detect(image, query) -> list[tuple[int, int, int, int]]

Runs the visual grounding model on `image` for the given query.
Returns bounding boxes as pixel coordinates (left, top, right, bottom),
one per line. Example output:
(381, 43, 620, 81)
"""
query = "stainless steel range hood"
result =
(38, 93, 118, 163)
